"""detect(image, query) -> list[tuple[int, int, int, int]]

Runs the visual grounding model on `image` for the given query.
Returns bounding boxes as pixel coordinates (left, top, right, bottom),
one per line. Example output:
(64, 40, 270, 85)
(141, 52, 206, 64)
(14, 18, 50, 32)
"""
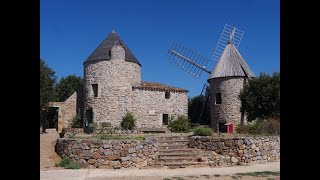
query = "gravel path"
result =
(40, 129, 63, 170)
(41, 161, 280, 180)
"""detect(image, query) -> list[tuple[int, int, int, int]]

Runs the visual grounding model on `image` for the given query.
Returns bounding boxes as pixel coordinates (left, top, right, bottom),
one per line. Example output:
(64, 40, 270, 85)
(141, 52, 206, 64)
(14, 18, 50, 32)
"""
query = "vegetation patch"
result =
(235, 171, 280, 177)
(168, 116, 190, 133)
(99, 134, 144, 140)
(56, 157, 81, 169)
(235, 117, 280, 135)
(71, 115, 83, 128)
(193, 127, 213, 136)
(120, 112, 136, 130)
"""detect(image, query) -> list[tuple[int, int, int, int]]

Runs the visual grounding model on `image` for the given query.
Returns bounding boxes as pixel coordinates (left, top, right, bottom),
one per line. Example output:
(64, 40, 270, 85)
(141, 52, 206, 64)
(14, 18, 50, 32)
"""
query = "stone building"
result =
(208, 41, 255, 132)
(50, 30, 188, 133)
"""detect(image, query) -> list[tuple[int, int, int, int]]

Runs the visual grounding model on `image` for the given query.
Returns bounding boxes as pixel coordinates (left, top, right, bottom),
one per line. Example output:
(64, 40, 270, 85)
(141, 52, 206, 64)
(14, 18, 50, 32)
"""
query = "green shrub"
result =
(57, 157, 81, 169)
(193, 126, 213, 136)
(120, 112, 136, 130)
(235, 118, 280, 135)
(168, 116, 190, 132)
(71, 115, 82, 128)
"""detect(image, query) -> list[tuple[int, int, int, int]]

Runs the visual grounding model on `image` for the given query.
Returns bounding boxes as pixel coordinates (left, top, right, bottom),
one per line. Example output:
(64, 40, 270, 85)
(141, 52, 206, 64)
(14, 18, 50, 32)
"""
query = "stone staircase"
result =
(154, 135, 208, 168)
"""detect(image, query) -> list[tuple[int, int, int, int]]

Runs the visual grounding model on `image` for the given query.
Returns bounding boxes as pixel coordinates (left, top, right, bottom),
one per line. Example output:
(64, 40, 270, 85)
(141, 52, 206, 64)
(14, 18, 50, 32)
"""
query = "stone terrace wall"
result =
(189, 136, 280, 167)
(55, 137, 158, 169)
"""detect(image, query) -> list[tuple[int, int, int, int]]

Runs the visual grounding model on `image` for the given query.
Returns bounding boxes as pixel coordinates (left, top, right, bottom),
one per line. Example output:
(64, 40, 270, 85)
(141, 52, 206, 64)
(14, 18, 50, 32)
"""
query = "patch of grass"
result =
(231, 176, 239, 179)
(163, 178, 172, 180)
(214, 174, 220, 177)
(175, 177, 185, 180)
(235, 171, 280, 177)
(99, 134, 144, 140)
(187, 176, 195, 178)
(56, 157, 81, 169)
(200, 174, 210, 178)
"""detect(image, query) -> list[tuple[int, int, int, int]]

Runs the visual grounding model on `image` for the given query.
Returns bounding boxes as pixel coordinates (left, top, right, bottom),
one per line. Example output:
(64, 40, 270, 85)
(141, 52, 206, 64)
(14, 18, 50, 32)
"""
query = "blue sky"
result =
(40, 0, 279, 98)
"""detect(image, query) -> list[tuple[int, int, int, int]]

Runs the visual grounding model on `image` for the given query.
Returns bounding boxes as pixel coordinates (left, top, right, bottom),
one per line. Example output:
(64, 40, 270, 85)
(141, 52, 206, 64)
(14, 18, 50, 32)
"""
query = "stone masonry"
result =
(209, 77, 246, 131)
(189, 136, 280, 166)
(55, 136, 158, 169)
(49, 92, 78, 133)
(51, 31, 188, 131)
(56, 135, 279, 169)
(131, 89, 188, 127)
(83, 37, 188, 129)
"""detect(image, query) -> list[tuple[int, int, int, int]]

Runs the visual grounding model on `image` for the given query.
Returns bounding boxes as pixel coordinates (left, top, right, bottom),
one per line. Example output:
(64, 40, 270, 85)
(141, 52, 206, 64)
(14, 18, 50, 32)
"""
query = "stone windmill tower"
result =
(208, 39, 255, 132)
(166, 24, 255, 132)
(83, 30, 141, 132)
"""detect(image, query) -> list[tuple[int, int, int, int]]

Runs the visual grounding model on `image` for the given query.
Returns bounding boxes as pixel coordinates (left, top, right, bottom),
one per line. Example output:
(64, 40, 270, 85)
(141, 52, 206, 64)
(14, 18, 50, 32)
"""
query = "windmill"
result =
(165, 24, 254, 131)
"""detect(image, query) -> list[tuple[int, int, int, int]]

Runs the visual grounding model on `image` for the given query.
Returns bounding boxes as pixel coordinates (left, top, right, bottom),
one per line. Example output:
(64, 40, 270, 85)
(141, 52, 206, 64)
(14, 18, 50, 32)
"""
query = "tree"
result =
(54, 75, 83, 102)
(239, 72, 280, 122)
(188, 95, 211, 125)
(40, 59, 57, 132)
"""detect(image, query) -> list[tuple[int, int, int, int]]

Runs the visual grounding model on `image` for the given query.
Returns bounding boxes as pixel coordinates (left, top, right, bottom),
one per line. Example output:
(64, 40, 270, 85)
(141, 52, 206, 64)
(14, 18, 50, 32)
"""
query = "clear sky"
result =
(40, 0, 279, 98)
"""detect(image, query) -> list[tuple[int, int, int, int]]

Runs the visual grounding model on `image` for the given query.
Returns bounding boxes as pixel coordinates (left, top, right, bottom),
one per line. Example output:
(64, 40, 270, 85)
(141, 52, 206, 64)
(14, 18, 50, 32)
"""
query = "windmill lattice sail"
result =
(211, 24, 244, 62)
(166, 41, 211, 78)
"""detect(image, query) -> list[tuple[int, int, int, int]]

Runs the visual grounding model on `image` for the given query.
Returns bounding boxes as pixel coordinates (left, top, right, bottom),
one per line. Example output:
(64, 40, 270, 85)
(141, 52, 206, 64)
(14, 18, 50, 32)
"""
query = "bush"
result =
(168, 116, 190, 132)
(265, 117, 280, 135)
(56, 157, 81, 169)
(71, 115, 82, 128)
(120, 112, 136, 130)
(235, 118, 280, 135)
(193, 126, 213, 136)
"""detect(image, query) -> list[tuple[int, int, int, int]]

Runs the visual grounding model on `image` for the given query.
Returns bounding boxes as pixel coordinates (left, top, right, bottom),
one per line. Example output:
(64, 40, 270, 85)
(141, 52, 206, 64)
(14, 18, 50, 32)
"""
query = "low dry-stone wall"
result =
(189, 136, 280, 167)
(55, 137, 158, 169)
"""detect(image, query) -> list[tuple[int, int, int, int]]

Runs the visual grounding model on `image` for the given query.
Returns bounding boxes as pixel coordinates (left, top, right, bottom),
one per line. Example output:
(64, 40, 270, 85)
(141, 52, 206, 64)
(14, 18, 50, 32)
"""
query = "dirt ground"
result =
(40, 129, 63, 170)
(88, 175, 280, 180)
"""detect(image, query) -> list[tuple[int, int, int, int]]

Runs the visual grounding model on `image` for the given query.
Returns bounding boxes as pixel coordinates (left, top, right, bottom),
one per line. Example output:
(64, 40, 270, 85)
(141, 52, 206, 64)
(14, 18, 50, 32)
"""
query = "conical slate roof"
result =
(208, 42, 254, 79)
(84, 31, 141, 66)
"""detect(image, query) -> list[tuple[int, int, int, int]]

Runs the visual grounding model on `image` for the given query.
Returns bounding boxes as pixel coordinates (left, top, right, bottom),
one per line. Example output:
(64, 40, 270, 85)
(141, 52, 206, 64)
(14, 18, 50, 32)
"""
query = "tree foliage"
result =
(239, 72, 280, 122)
(188, 95, 211, 125)
(40, 59, 57, 131)
(54, 75, 83, 102)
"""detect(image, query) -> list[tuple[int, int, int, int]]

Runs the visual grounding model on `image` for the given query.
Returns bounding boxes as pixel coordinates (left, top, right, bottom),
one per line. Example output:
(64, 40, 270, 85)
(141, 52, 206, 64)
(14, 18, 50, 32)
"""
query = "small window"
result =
(165, 92, 170, 99)
(215, 93, 221, 104)
(162, 114, 169, 125)
(92, 84, 98, 97)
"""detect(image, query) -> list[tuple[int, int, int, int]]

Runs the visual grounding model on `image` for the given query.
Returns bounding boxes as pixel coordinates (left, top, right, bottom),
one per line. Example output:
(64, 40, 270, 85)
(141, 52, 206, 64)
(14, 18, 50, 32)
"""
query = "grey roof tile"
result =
(84, 31, 141, 66)
(208, 42, 255, 79)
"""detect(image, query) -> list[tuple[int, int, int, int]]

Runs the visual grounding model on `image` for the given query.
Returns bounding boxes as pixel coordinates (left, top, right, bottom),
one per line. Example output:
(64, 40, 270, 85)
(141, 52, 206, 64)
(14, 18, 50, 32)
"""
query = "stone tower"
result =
(208, 41, 255, 132)
(83, 31, 141, 131)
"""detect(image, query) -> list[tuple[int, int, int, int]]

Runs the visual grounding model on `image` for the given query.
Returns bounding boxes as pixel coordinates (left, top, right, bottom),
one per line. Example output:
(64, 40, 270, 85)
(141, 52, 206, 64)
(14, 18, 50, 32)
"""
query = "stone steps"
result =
(157, 152, 195, 157)
(157, 156, 199, 162)
(155, 135, 208, 169)
(158, 139, 189, 143)
(158, 144, 189, 149)
(154, 161, 208, 168)
(158, 148, 195, 153)
(157, 136, 190, 141)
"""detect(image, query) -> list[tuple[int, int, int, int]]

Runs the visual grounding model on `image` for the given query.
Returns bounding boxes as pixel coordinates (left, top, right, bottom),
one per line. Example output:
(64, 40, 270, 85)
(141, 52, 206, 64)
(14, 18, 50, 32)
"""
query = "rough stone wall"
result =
(55, 137, 158, 169)
(83, 59, 141, 126)
(131, 90, 188, 127)
(189, 136, 280, 166)
(209, 77, 246, 131)
(49, 92, 78, 132)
